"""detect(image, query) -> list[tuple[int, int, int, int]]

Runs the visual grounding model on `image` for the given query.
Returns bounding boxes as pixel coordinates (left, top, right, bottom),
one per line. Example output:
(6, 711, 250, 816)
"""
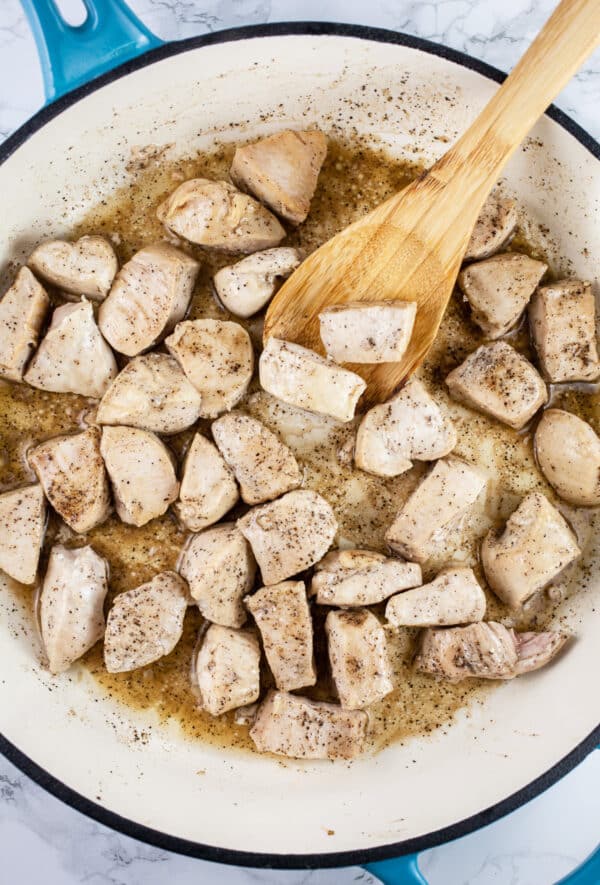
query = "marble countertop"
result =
(0, 1, 599, 883)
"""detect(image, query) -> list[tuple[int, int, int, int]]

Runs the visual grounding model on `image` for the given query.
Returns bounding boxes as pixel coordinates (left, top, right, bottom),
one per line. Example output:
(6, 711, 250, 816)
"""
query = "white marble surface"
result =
(0, 1, 599, 883)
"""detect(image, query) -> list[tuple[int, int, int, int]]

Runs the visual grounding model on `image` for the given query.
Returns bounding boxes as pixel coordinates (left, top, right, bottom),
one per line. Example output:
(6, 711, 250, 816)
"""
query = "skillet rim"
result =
(0, 20, 598, 870)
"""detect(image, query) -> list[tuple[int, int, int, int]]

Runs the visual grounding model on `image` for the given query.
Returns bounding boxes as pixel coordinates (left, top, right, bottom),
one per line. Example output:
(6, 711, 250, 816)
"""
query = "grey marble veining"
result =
(0, 2, 599, 884)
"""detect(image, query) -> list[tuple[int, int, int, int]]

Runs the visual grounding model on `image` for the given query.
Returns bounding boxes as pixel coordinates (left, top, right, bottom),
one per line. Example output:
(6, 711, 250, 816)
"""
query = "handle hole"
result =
(54, 0, 87, 26)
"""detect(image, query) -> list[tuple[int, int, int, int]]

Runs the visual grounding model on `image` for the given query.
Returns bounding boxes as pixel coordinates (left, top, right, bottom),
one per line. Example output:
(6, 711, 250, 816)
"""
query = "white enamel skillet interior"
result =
(0, 19, 599, 872)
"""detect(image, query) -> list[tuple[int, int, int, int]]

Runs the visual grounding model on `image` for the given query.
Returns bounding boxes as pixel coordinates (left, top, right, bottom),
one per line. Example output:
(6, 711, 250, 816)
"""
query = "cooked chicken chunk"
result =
(212, 412, 302, 505)
(326, 609, 392, 709)
(39, 545, 108, 674)
(0, 267, 49, 382)
(230, 129, 327, 225)
(385, 567, 486, 628)
(28, 426, 111, 533)
(529, 279, 600, 382)
(196, 624, 261, 716)
(415, 621, 569, 682)
(481, 492, 580, 608)
(535, 409, 600, 506)
(178, 523, 255, 628)
(29, 235, 118, 301)
(97, 353, 202, 434)
(213, 247, 303, 318)
(104, 571, 188, 673)
(386, 456, 486, 563)
(237, 489, 337, 585)
(311, 549, 422, 606)
(98, 243, 199, 357)
(166, 319, 253, 418)
(355, 377, 457, 477)
(175, 434, 239, 532)
(446, 341, 547, 429)
(157, 179, 285, 251)
(24, 299, 117, 398)
(100, 426, 178, 527)
(250, 690, 367, 760)
(259, 337, 366, 422)
(464, 195, 518, 261)
(0, 484, 46, 584)
(245, 580, 316, 691)
(458, 252, 546, 338)
(319, 301, 417, 364)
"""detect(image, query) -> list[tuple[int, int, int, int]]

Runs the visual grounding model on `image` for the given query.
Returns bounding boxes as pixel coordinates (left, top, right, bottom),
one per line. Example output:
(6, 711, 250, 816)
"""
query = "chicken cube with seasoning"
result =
(464, 195, 518, 261)
(311, 549, 422, 606)
(0, 484, 46, 585)
(385, 567, 486, 628)
(175, 434, 239, 533)
(29, 235, 118, 302)
(0, 267, 49, 382)
(214, 247, 303, 318)
(195, 624, 261, 717)
(319, 301, 417, 364)
(326, 609, 393, 710)
(535, 409, 600, 507)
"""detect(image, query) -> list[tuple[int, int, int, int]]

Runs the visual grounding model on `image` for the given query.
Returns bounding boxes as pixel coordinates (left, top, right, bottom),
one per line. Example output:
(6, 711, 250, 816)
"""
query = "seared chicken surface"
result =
(355, 376, 456, 477)
(446, 341, 547, 430)
(259, 337, 366, 422)
(464, 195, 518, 261)
(250, 690, 367, 760)
(175, 434, 239, 532)
(212, 411, 302, 505)
(385, 567, 486, 628)
(40, 545, 108, 674)
(166, 318, 253, 418)
(319, 301, 417, 364)
(0, 483, 46, 584)
(214, 247, 302, 318)
(28, 426, 111, 533)
(178, 523, 255, 628)
(98, 243, 199, 357)
(245, 580, 316, 691)
(535, 409, 600, 507)
(326, 608, 392, 709)
(104, 571, 188, 673)
(25, 299, 117, 398)
(0, 267, 49, 382)
(311, 549, 422, 606)
(29, 235, 118, 301)
(230, 129, 327, 225)
(157, 178, 285, 251)
(97, 353, 203, 434)
(196, 624, 261, 716)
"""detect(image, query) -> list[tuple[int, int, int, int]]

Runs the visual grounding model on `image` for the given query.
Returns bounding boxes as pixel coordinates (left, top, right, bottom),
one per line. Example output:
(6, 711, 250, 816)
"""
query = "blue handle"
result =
(365, 854, 427, 884)
(20, 0, 163, 104)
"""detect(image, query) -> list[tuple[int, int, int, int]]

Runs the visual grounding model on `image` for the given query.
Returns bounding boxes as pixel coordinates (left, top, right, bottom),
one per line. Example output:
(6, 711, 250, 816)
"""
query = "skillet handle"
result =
(364, 854, 427, 884)
(20, 0, 163, 104)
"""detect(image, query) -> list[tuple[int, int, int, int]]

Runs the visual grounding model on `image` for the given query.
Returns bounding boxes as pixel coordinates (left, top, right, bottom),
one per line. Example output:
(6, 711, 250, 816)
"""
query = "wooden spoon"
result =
(264, 0, 600, 406)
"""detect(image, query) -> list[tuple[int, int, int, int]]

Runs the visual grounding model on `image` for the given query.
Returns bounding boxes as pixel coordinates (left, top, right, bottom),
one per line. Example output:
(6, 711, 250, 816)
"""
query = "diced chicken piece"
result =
(0, 484, 46, 584)
(311, 549, 422, 606)
(458, 252, 547, 338)
(212, 412, 301, 505)
(237, 489, 337, 585)
(259, 337, 366, 422)
(245, 580, 315, 691)
(157, 179, 285, 251)
(104, 571, 188, 673)
(446, 341, 547, 430)
(165, 319, 253, 419)
(175, 434, 239, 532)
(196, 624, 261, 716)
(355, 377, 457, 477)
(98, 243, 199, 357)
(319, 301, 417, 364)
(100, 426, 178, 527)
(178, 523, 255, 628)
(464, 195, 518, 261)
(28, 235, 118, 301)
(385, 567, 486, 628)
(250, 690, 367, 760)
(214, 247, 303, 318)
(24, 299, 117, 398)
(97, 353, 202, 434)
(481, 492, 580, 608)
(230, 130, 327, 225)
(386, 456, 486, 563)
(28, 426, 111, 533)
(39, 544, 108, 674)
(326, 609, 392, 709)
(529, 280, 600, 382)
(535, 409, 600, 506)
(0, 267, 49, 382)
(415, 621, 569, 682)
